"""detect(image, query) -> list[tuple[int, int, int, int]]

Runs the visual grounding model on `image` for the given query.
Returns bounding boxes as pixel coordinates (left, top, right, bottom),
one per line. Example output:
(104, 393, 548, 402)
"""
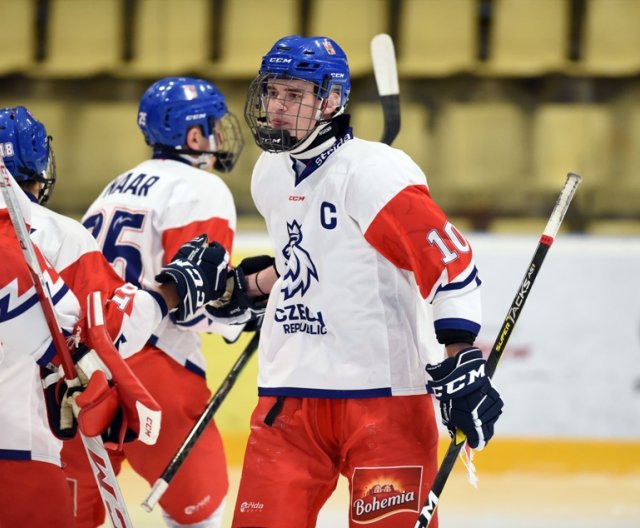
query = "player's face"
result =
(263, 79, 321, 139)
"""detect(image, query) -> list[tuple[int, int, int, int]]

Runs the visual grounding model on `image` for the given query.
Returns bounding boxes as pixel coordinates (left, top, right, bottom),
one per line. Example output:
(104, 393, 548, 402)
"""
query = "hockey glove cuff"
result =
(41, 366, 79, 440)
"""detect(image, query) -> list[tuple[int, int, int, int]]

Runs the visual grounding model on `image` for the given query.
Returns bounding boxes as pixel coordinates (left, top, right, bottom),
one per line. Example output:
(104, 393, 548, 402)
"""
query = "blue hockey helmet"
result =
(0, 106, 56, 205)
(259, 35, 350, 107)
(137, 77, 243, 172)
(245, 35, 351, 152)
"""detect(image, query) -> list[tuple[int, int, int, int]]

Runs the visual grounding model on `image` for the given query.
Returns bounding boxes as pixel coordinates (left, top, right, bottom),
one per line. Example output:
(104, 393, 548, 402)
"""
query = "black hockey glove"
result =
(206, 255, 272, 326)
(426, 347, 503, 450)
(41, 365, 80, 440)
(155, 234, 229, 321)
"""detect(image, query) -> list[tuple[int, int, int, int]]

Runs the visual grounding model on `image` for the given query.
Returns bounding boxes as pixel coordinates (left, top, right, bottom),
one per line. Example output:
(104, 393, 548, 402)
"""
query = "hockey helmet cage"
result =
(245, 35, 351, 152)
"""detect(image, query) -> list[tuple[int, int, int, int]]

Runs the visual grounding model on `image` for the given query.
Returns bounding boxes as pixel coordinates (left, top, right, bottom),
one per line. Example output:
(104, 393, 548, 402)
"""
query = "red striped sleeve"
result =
(364, 184, 473, 299)
(161, 217, 234, 265)
(59, 250, 131, 340)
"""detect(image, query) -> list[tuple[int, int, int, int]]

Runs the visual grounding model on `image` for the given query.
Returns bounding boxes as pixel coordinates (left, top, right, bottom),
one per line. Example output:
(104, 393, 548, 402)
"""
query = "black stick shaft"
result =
(380, 94, 401, 146)
(371, 34, 400, 146)
(142, 331, 260, 511)
(416, 173, 582, 528)
(416, 240, 550, 528)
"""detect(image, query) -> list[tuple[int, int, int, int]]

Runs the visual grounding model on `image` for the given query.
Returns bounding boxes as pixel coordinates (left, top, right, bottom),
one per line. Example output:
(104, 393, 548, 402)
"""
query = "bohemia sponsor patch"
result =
(350, 466, 422, 523)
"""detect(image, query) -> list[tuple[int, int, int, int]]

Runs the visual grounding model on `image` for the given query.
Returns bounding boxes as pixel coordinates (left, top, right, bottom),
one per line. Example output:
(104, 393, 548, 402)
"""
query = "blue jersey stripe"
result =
(0, 449, 31, 461)
(258, 386, 392, 399)
(434, 317, 481, 335)
(0, 291, 39, 322)
(185, 360, 206, 379)
(435, 266, 481, 294)
(51, 283, 70, 305)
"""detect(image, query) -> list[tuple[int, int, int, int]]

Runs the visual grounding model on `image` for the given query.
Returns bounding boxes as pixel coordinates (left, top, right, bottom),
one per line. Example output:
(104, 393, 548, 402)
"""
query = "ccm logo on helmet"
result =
(269, 58, 292, 63)
(186, 113, 207, 121)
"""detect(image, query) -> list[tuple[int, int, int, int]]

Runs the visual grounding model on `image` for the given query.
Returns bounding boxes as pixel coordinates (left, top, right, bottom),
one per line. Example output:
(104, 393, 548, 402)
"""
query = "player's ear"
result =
(322, 90, 342, 118)
(185, 126, 201, 150)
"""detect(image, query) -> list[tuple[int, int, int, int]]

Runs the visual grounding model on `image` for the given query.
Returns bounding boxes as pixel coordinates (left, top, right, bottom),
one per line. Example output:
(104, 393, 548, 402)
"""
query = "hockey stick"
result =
(142, 330, 261, 512)
(0, 161, 133, 528)
(416, 173, 583, 528)
(371, 33, 400, 145)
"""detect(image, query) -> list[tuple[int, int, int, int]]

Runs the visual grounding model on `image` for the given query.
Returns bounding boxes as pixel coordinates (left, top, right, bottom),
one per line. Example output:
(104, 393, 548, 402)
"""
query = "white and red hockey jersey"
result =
(83, 158, 237, 374)
(253, 134, 482, 397)
(30, 201, 166, 359)
(0, 184, 80, 466)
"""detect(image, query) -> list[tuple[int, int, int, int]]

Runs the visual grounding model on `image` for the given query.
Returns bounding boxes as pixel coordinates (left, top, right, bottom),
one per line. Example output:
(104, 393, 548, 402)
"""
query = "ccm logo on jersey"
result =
(289, 195, 305, 201)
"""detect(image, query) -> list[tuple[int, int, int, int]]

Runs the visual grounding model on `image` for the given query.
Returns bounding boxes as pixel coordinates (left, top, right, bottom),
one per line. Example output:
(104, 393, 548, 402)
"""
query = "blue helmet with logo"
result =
(137, 77, 243, 172)
(245, 35, 351, 153)
(0, 106, 56, 204)
(259, 35, 350, 107)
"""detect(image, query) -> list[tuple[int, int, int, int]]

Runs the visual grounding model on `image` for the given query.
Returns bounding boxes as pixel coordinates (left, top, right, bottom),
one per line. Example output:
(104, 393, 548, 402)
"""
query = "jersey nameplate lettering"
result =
(103, 172, 160, 197)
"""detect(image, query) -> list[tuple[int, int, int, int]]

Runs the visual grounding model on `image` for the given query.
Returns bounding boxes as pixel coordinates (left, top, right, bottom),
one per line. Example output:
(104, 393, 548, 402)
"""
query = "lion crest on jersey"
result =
(281, 220, 318, 300)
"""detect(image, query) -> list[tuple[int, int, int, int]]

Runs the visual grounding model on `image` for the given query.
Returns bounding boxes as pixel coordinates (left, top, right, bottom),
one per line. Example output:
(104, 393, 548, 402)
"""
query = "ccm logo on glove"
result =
(428, 361, 486, 399)
(426, 347, 503, 450)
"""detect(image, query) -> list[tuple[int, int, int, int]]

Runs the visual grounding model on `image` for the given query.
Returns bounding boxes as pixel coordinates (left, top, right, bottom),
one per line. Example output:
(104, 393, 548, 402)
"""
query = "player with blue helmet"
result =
(227, 35, 504, 527)
(65, 77, 246, 528)
(0, 105, 232, 526)
(0, 106, 56, 204)
(245, 35, 351, 153)
(138, 76, 243, 172)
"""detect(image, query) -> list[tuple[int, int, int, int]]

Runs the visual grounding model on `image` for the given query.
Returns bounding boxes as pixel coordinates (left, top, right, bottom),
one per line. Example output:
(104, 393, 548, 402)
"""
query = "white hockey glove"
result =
(155, 234, 229, 321)
(41, 363, 84, 438)
(426, 347, 504, 451)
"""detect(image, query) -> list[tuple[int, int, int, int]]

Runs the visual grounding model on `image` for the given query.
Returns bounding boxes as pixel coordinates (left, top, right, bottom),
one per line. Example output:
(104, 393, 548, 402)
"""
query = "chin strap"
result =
(290, 113, 351, 159)
(289, 123, 336, 159)
(177, 151, 214, 170)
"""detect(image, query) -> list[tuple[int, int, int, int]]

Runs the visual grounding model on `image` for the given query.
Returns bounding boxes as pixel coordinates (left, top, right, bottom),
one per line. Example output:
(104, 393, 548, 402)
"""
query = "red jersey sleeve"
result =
(161, 217, 234, 265)
(59, 250, 132, 340)
(364, 184, 474, 300)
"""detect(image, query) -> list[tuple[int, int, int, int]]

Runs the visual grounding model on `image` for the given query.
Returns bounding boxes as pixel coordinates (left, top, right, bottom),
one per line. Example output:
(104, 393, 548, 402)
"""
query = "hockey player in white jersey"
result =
(228, 35, 505, 528)
(72, 77, 245, 528)
(0, 175, 80, 527)
(0, 106, 231, 527)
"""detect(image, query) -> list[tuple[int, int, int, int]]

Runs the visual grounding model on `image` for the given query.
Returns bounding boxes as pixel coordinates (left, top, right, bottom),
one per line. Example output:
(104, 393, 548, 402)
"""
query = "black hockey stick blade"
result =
(371, 33, 400, 145)
(416, 173, 582, 528)
(142, 330, 261, 512)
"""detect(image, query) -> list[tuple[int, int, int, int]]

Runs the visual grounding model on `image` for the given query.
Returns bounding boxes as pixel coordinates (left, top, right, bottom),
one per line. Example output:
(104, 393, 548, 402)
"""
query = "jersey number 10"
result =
(427, 222, 470, 264)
